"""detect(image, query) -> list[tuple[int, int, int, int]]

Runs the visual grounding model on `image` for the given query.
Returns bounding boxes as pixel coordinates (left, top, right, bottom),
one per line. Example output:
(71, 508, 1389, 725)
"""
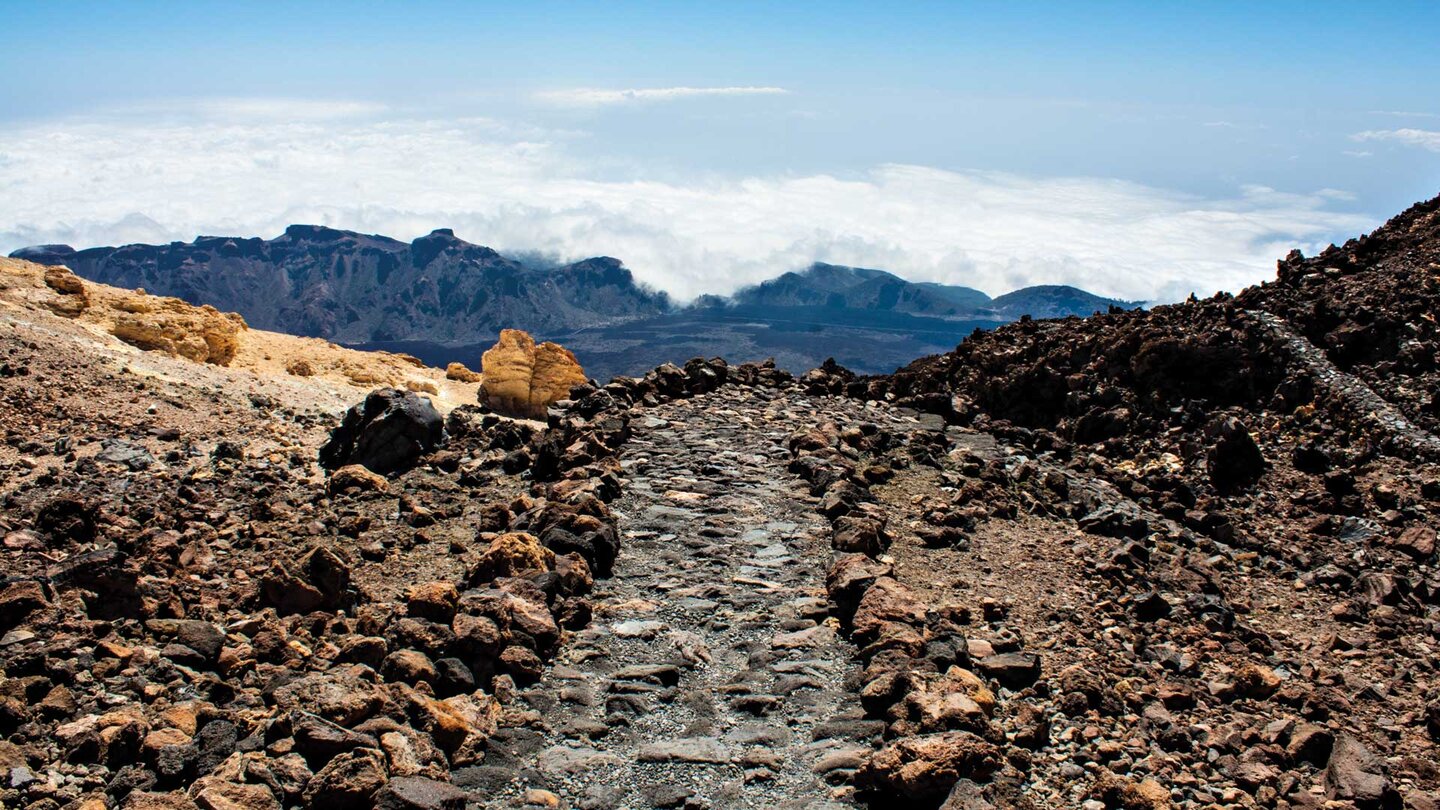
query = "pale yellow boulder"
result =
(478, 329, 585, 419)
(42, 267, 90, 317)
(445, 361, 483, 383)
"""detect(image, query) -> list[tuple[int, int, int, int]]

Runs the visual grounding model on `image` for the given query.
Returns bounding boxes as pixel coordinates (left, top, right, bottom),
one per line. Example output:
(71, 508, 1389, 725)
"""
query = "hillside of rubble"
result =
(0, 196, 1438, 810)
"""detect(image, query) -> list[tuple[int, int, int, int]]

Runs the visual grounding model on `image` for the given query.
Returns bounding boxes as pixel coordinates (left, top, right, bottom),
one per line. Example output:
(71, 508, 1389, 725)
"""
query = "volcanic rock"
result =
(374, 776, 468, 810)
(444, 362, 483, 383)
(855, 731, 1003, 800)
(1324, 733, 1397, 808)
(319, 388, 445, 474)
(1207, 416, 1266, 492)
(109, 293, 245, 365)
(466, 532, 555, 585)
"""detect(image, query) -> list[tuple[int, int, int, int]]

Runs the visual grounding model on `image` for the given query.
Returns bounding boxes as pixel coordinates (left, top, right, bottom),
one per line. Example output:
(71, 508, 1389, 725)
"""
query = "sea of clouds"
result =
(0, 98, 1375, 302)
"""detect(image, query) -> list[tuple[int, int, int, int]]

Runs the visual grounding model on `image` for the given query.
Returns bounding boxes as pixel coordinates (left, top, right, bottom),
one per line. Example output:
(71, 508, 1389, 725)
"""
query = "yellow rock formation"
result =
(0, 257, 483, 413)
(109, 296, 245, 365)
(478, 329, 586, 419)
(445, 362, 483, 383)
(470, 532, 556, 582)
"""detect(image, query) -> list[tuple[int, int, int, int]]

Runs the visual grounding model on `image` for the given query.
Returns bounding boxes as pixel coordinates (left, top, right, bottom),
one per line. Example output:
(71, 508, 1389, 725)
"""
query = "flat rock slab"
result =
(637, 737, 733, 764)
(773, 625, 836, 649)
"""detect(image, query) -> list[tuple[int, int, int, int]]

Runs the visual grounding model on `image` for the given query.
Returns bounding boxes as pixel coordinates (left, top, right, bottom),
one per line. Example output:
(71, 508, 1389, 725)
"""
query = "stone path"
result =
(1249, 309, 1440, 461)
(475, 387, 872, 809)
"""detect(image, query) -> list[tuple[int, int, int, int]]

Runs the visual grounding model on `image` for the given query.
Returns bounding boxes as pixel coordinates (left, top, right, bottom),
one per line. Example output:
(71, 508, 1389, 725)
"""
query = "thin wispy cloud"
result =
(1366, 110, 1440, 119)
(1203, 121, 1269, 131)
(190, 98, 390, 121)
(0, 107, 1371, 303)
(1351, 128, 1440, 152)
(535, 86, 789, 107)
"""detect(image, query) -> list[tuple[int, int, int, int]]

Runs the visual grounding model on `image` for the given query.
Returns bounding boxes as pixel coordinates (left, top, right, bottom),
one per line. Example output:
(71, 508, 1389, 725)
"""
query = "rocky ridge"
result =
(10, 228, 672, 346)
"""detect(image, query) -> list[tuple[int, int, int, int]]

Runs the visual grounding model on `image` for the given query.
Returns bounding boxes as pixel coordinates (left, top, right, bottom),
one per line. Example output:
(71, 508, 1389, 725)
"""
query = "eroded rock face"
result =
(477, 330, 587, 420)
(109, 294, 245, 365)
(42, 266, 90, 316)
(320, 388, 444, 475)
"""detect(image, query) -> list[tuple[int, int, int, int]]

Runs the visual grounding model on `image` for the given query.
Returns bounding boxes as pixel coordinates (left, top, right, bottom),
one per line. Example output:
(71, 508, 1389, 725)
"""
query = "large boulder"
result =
(320, 388, 444, 475)
(478, 329, 587, 420)
(1323, 733, 1398, 808)
(1207, 416, 1265, 492)
(466, 533, 555, 586)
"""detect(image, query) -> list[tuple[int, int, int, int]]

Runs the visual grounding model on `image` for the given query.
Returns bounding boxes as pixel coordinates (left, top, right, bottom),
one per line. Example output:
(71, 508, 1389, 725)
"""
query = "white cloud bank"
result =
(534, 86, 789, 107)
(0, 104, 1373, 302)
(1351, 128, 1440, 153)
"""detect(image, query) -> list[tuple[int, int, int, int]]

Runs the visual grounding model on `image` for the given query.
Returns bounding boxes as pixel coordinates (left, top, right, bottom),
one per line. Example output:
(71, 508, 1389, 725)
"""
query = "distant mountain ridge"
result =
(731, 262, 1130, 321)
(11, 228, 1135, 377)
(11, 226, 672, 344)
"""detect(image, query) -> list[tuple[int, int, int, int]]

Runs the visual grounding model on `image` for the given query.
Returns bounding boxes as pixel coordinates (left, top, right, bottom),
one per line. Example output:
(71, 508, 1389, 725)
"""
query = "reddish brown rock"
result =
(467, 532, 555, 585)
(856, 731, 1003, 800)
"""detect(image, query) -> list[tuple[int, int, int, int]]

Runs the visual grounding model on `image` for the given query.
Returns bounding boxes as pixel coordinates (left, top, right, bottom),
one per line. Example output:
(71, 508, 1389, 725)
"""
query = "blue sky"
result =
(2, 1, 1438, 300)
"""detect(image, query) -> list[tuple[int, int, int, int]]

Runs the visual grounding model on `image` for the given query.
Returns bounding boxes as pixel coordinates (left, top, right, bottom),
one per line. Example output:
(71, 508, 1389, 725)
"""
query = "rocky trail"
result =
(476, 387, 873, 810)
(5, 190, 1440, 810)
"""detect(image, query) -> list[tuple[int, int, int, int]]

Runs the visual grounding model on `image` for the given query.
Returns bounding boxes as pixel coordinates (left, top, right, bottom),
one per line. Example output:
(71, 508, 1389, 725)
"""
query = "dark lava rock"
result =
(35, 493, 98, 545)
(320, 388, 444, 475)
(975, 653, 1041, 690)
(375, 775, 468, 810)
(1323, 733, 1399, 809)
(1207, 416, 1266, 492)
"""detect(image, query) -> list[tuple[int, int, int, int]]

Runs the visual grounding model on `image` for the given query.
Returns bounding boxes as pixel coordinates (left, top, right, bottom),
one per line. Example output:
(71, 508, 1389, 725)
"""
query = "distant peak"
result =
(283, 224, 354, 242)
(567, 256, 624, 269)
(8, 244, 76, 260)
(411, 228, 467, 247)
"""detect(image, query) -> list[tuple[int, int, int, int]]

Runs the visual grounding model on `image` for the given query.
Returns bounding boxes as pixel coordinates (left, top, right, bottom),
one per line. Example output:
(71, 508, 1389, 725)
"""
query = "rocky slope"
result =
(0, 257, 479, 412)
(1, 195, 1438, 810)
(1235, 196, 1440, 436)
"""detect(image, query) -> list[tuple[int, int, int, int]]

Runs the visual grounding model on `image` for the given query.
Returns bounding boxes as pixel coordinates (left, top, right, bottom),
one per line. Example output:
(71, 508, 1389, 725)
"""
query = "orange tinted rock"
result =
(328, 464, 389, 494)
(478, 329, 585, 419)
(856, 731, 1003, 800)
(529, 341, 587, 412)
(445, 362, 483, 383)
(109, 294, 246, 365)
(468, 532, 555, 584)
